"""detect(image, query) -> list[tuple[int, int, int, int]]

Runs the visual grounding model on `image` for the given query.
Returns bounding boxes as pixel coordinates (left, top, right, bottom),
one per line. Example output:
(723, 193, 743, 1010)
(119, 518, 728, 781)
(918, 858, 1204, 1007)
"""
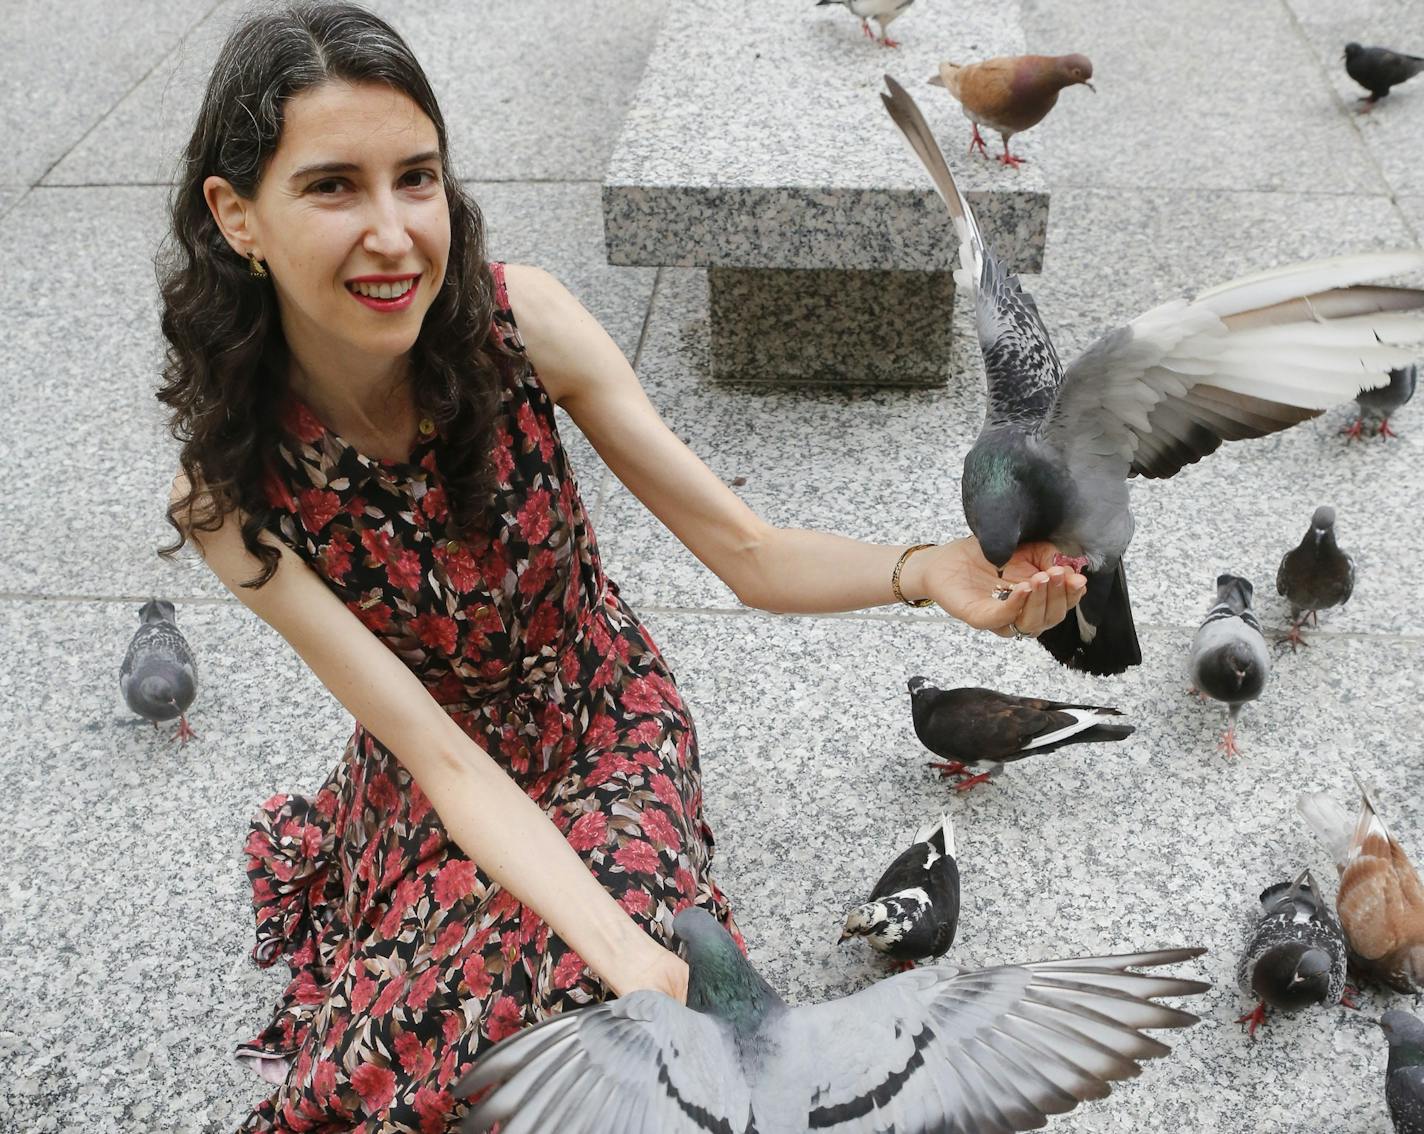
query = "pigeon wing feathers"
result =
(1045, 254, 1424, 481)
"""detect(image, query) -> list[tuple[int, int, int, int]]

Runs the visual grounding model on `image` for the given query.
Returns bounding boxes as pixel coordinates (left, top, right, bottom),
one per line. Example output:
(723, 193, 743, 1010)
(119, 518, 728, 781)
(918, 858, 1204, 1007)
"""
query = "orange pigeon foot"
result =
(1237, 1002, 1268, 1037)
(968, 123, 990, 158)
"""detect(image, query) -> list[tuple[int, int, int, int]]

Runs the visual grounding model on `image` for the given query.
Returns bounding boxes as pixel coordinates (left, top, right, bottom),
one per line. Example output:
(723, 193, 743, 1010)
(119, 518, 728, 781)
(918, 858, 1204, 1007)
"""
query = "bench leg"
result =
(707, 267, 956, 386)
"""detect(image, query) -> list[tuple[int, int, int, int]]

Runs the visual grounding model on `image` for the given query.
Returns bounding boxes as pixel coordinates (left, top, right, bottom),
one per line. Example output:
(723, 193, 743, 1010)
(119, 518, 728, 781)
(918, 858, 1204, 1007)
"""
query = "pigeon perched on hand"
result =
(1187, 574, 1269, 757)
(880, 76, 1424, 676)
(1344, 43, 1424, 109)
(1347, 363, 1417, 440)
(1235, 868, 1348, 1038)
(840, 814, 959, 970)
(1275, 506, 1355, 650)
(455, 906, 1208, 1134)
(907, 678, 1134, 790)
(1298, 779, 1424, 995)
(1379, 1010, 1424, 1134)
(815, 0, 914, 47)
(120, 598, 198, 744)
(929, 54, 1094, 168)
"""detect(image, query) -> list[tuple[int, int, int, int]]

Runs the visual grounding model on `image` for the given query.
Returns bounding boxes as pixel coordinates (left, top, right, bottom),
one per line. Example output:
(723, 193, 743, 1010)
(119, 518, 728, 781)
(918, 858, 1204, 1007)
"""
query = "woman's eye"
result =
(403, 169, 439, 189)
(309, 178, 348, 195)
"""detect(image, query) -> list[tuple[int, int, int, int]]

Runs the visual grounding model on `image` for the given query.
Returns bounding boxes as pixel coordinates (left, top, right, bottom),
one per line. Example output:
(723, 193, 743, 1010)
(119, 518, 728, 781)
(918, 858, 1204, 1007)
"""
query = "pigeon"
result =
(120, 598, 198, 744)
(1344, 43, 1424, 109)
(1187, 574, 1269, 757)
(455, 906, 1209, 1134)
(1275, 506, 1355, 650)
(1235, 868, 1348, 1038)
(1379, 1010, 1424, 1134)
(1347, 362, 1417, 439)
(879, 74, 1424, 677)
(928, 54, 1094, 168)
(1298, 779, 1424, 995)
(815, 0, 914, 47)
(907, 678, 1134, 790)
(840, 814, 959, 970)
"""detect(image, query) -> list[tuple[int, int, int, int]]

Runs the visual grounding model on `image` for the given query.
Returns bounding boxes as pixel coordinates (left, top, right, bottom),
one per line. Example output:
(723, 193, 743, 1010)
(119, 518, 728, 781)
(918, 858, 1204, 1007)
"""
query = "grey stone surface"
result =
(1400, 195, 1424, 243)
(0, 188, 27, 222)
(603, 0, 1051, 273)
(708, 266, 955, 385)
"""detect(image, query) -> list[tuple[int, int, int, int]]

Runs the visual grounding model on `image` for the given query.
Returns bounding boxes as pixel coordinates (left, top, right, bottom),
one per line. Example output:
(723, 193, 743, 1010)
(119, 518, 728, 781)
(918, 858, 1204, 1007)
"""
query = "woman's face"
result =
(241, 80, 451, 374)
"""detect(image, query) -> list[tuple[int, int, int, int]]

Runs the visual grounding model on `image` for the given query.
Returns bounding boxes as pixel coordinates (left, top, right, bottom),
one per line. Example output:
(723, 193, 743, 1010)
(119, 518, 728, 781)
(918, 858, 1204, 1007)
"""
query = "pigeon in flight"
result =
(1346, 362, 1416, 439)
(1379, 1009, 1424, 1133)
(1187, 574, 1269, 757)
(880, 74, 1424, 675)
(1344, 43, 1424, 109)
(456, 906, 1208, 1134)
(1275, 506, 1355, 649)
(815, 0, 915, 47)
(1235, 868, 1348, 1038)
(840, 814, 959, 970)
(907, 678, 1134, 790)
(120, 598, 198, 744)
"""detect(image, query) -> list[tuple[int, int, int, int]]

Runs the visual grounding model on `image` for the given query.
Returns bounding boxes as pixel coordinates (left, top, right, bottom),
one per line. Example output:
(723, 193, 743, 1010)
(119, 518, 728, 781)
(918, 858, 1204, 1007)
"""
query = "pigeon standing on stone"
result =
(1298, 779, 1424, 995)
(879, 75, 1424, 676)
(1379, 1010, 1424, 1134)
(928, 54, 1094, 168)
(1187, 574, 1269, 757)
(1235, 868, 1348, 1038)
(1276, 506, 1355, 650)
(840, 814, 959, 970)
(1344, 43, 1424, 109)
(907, 678, 1134, 790)
(120, 598, 198, 744)
(1347, 363, 1417, 439)
(815, 0, 915, 47)
(455, 906, 1208, 1134)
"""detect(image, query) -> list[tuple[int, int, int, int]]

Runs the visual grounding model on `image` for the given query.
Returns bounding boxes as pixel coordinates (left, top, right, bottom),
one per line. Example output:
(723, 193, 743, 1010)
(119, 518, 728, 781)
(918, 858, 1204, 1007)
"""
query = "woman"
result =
(158, 4, 1086, 1130)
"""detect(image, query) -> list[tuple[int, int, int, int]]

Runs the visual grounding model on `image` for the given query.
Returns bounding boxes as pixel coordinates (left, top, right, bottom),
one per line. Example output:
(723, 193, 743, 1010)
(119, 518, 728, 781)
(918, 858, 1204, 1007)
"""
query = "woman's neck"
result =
(287, 354, 421, 461)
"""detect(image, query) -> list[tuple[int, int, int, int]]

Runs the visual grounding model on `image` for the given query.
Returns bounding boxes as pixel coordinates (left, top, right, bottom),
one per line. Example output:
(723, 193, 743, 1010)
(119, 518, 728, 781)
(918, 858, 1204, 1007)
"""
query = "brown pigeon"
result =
(929, 53, 1094, 167)
(1298, 779, 1424, 995)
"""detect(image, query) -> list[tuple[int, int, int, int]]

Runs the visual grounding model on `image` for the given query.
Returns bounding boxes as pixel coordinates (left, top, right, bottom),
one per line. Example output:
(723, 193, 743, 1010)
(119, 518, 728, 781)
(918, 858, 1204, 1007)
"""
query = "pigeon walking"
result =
(929, 54, 1094, 168)
(455, 907, 1208, 1134)
(840, 814, 959, 970)
(907, 678, 1134, 790)
(880, 74, 1424, 676)
(1298, 779, 1424, 995)
(120, 598, 198, 744)
(1347, 363, 1417, 439)
(1187, 574, 1269, 757)
(1379, 1010, 1424, 1134)
(1344, 43, 1424, 109)
(815, 0, 914, 47)
(1276, 506, 1355, 650)
(1235, 868, 1348, 1038)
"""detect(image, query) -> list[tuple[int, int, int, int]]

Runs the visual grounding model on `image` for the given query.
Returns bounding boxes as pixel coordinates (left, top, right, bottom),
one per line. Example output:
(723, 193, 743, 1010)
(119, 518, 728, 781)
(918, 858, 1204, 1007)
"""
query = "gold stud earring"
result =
(247, 252, 269, 279)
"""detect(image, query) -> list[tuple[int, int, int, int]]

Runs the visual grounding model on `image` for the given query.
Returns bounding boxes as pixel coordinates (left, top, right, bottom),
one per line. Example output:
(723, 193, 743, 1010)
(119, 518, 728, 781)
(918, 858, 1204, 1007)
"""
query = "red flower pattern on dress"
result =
(298, 488, 341, 534)
(350, 1063, 396, 1113)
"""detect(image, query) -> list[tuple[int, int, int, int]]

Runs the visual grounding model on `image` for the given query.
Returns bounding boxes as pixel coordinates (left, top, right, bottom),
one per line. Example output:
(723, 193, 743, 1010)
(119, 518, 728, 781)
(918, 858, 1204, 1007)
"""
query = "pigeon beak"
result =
(837, 930, 849, 944)
(1082, 80, 1096, 92)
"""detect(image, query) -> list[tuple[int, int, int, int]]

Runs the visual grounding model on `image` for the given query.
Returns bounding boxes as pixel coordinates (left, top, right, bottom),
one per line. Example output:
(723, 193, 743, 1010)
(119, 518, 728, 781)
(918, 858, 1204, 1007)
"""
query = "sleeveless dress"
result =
(236, 262, 742, 1133)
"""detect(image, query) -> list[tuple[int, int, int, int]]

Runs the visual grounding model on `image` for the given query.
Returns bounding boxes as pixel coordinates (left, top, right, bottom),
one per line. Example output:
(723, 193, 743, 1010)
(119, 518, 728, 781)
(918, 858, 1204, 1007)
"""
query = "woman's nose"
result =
(361, 191, 415, 259)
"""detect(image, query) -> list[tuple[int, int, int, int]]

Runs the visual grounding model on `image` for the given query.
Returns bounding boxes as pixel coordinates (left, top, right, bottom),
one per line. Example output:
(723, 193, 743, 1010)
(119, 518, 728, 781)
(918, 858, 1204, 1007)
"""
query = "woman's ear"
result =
(203, 175, 260, 259)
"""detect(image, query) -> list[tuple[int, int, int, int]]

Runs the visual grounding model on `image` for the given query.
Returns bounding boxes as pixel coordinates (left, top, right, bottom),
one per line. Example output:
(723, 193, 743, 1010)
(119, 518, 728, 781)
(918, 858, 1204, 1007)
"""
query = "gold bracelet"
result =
(892, 544, 936, 608)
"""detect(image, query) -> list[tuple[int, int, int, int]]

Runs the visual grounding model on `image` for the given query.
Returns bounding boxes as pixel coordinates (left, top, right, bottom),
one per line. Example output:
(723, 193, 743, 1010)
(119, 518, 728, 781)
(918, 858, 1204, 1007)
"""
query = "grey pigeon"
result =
(1188, 574, 1269, 757)
(1235, 868, 1348, 1039)
(1380, 1010, 1424, 1133)
(120, 598, 198, 744)
(880, 74, 1424, 676)
(1276, 506, 1355, 649)
(907, 678, 1134, 790)
(815, 0, 915, 47)
(840, 814, 959, 970)
(1347, 363, 1417, 439)
(1344, 43, 1424, 107)
(455, 907, 1208, 1134)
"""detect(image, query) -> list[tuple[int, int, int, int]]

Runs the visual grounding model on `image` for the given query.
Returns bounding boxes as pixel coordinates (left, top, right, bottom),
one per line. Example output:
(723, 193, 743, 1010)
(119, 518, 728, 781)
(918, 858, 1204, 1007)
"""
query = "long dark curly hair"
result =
(157, 1, 519, 587)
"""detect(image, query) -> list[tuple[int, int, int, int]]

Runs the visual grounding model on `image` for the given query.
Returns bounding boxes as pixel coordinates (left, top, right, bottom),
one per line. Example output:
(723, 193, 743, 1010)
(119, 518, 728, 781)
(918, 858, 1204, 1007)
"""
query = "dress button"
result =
(445, 539, 460, 552)
(418, 416, 435, 436)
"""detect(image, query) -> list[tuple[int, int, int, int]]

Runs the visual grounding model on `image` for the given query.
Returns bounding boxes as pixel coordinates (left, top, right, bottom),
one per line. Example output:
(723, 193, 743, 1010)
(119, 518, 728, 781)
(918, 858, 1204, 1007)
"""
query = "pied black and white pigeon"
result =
(880, 74, 1424, 676)
(1276, 506, 1355, 650)
(1347, 362, 1417, 439)
(840, 814, 959, 971)
(1188, 574, 1268, 757)
(1235, 868, 1348, 1039)
(120, 598, 198, 744)
(455, 907, 1209, 1134)
(1344, 43, 1424, 108)
(907, 678, 1134, 790)
(1380, 1010, 1424, 1134)
(815, 0, 915, 47)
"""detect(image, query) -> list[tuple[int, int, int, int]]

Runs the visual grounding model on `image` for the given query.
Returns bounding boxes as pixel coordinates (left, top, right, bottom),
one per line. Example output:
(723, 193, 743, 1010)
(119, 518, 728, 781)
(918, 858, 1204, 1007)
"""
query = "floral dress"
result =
(236, 262, 741, 1133)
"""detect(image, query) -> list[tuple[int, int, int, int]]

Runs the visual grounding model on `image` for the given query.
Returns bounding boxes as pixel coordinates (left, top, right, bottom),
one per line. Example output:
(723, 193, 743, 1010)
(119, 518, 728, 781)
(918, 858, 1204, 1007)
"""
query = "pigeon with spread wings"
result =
(880, 74, 1424, 675)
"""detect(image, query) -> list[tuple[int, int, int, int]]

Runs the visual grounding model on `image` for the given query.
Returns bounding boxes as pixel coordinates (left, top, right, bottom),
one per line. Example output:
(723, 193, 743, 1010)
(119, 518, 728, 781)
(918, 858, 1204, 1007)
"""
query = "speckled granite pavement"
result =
(3, 1, 1424, 1132)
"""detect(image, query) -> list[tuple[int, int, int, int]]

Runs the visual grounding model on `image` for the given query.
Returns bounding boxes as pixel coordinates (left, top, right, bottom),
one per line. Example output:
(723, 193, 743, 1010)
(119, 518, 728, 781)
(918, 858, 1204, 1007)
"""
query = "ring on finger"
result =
(1010, 621, 1035, 641)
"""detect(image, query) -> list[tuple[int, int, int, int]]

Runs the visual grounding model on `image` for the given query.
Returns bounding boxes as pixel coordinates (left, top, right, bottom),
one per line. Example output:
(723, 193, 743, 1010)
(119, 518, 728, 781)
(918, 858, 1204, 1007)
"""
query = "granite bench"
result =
(601, 0, 1050, 386)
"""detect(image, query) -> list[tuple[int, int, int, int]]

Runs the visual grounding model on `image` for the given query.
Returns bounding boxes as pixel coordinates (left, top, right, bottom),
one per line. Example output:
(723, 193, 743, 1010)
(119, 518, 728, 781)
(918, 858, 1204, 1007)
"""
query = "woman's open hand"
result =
(910, 537, 1087, 638)
(604, 936, 690, 1004)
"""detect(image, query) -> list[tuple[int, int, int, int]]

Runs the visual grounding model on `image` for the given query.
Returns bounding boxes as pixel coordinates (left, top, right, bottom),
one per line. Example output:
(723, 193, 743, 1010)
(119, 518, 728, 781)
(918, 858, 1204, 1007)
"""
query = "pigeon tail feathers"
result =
(1037, 559, 1141, 675)
(1297, 791, 1355, 867)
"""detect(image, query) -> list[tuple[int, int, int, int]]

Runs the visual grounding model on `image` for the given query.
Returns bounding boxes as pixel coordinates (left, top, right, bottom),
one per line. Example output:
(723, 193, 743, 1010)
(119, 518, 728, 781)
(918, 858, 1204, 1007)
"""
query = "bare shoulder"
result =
(499, 263, 616, 406)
